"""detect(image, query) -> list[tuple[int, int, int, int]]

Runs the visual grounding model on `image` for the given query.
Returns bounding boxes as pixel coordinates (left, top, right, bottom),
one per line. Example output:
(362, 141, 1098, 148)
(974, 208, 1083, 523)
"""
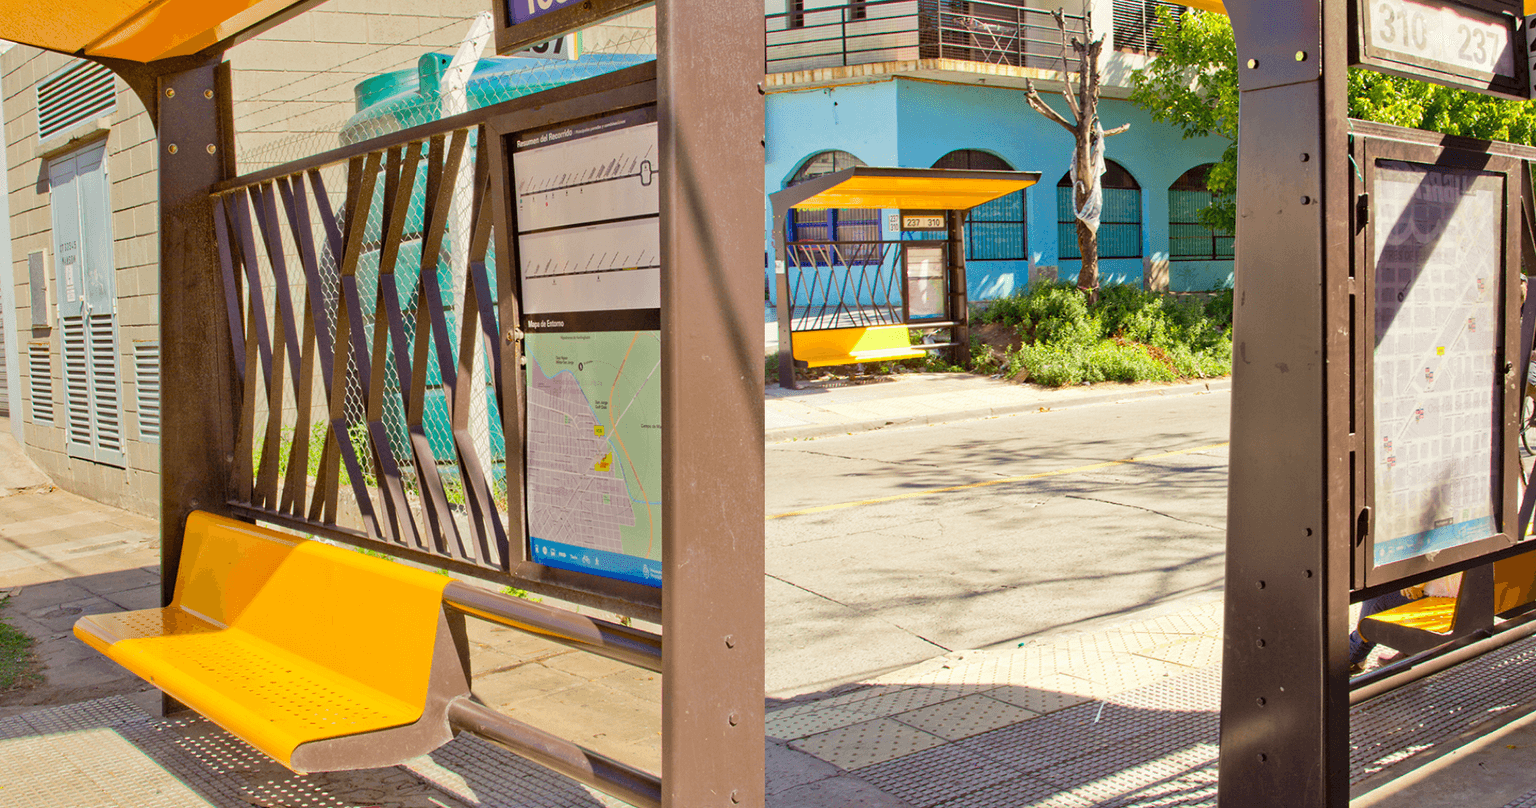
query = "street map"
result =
(1372, 160, 1501, 565)
(513, 106, 665, 586)
(525, 330, 662, 586)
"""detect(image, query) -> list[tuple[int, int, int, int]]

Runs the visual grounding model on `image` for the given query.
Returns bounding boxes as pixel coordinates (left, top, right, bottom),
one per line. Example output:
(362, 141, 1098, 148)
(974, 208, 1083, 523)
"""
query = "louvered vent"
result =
(1112, 0, 1183, 53)
(37, 61, 116, 142)
(135, 341, 159, 443)
(28, 342, 53, 425)
(90, 314, 122, 452)
(61, 314, 90, 447)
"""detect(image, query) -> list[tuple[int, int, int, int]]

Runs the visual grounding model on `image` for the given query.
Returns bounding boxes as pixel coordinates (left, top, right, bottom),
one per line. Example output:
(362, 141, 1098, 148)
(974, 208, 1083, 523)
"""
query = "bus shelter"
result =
(0, 1, 764, 807)
(769, 166, 1038, 390)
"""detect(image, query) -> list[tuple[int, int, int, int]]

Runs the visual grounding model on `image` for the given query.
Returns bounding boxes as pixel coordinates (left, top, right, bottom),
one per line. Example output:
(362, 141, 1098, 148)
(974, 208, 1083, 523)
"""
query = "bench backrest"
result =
(1495, 547, 1536, 614)
(175, 512, 450, 709)
(793, 325, 911, 358)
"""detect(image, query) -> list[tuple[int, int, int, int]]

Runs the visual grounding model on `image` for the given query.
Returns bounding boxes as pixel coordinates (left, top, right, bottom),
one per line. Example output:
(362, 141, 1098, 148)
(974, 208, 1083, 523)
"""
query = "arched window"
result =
(931, 149, 1027, 261)
(1056, 159, 1142, 259)
(785, 150, 880, 245)
(1168, 164, 1233, 261)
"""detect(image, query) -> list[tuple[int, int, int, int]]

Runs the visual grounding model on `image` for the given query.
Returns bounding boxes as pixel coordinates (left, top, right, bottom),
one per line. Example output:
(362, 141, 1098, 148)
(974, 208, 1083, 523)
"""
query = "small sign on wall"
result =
(900, 210, 947, 231)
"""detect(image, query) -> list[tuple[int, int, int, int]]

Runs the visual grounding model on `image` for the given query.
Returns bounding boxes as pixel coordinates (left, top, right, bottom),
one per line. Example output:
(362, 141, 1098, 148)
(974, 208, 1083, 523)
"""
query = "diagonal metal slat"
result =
(361, 145, 424, 548)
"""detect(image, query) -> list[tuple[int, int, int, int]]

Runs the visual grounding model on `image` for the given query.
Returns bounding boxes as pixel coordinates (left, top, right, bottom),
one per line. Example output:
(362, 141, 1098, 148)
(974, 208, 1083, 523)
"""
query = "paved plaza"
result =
(6, 376, 1536, 806)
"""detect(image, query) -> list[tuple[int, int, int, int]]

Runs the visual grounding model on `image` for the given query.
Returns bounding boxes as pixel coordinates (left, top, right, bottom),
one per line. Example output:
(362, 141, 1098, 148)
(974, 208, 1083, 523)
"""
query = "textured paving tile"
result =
(791, 718, 948, 770)
(1135, 635, 1222, 669)
(765, 706, 872, 741)
(857, 742, 1023, 807)
(893, 694, 1037, 741)
(983, 675, 1109, 715)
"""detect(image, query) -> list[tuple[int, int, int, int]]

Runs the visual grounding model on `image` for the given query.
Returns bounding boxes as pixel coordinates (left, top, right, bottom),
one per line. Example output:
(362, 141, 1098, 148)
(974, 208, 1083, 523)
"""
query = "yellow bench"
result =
(73, 512, 470, 772)
(791, 325, 929, 368)
(1359, 549, 1536, 657)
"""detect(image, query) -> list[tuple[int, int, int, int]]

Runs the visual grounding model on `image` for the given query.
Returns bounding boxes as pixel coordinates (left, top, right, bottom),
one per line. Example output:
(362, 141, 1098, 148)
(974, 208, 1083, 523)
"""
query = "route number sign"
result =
(1353, 0, 1528, 98)
(901, 210, 946, 231)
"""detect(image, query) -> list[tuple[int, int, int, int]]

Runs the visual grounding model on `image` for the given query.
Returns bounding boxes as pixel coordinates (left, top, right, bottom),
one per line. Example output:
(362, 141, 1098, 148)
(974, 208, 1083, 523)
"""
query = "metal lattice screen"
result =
(220, 7, 657, 573)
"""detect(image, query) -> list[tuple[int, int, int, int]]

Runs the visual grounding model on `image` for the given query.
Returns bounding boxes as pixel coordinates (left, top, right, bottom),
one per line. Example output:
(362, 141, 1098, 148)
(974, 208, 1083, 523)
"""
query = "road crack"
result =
(1064, 493, 1224, 531)
(767, 573, 952, 653)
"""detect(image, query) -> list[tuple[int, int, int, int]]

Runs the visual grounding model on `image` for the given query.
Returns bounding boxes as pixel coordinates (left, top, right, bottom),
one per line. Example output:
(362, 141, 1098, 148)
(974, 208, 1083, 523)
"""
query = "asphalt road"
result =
(764, 387, 1232, 697)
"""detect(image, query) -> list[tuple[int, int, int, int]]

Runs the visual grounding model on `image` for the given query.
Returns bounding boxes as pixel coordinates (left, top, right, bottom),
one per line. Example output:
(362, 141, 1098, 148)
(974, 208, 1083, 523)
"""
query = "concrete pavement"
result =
(5, 368, 1536, 807)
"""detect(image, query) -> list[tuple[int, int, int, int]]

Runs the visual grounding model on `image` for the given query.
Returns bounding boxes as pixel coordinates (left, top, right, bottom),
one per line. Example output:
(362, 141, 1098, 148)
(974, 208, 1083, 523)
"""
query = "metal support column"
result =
(1218, 0, 1352, 805)
(773, 210, 797, 390)
(657, 0, 767, 804)
(154, 56, 236, 605)
(946, 209, 969, 368)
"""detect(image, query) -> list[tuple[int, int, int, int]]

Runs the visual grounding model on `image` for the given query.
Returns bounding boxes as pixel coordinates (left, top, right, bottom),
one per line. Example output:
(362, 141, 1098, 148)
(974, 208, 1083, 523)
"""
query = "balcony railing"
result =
(765, 0, 1087, 74)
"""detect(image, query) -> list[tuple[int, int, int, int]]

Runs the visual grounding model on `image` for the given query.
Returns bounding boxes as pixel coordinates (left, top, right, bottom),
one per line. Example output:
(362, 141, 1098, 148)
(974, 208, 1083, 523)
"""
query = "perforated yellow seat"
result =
(792, 325, 927, 368)
(75, 512, 469, 772)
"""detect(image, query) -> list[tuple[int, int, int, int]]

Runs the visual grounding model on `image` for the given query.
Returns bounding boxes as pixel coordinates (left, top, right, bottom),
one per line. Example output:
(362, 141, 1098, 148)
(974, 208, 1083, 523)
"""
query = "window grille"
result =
(785, 151, 881, 253)
(37, 61, 116, 141)
(1168, 164, 1234, 261)
(1112, 0, 1184, 54)
(1057, 160, 1143, 260)
(929, 150, 1027, 261)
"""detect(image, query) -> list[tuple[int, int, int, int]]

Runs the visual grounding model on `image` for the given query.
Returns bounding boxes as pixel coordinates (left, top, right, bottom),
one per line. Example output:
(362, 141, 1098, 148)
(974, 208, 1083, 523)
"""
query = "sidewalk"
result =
(8, 397, 1536, 806)
(765, 373, 1230, 442)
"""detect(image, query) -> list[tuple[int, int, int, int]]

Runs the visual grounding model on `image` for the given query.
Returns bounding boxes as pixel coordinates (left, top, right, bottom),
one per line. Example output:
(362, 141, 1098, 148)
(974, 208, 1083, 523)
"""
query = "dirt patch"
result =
(971, 322, 1024, 372)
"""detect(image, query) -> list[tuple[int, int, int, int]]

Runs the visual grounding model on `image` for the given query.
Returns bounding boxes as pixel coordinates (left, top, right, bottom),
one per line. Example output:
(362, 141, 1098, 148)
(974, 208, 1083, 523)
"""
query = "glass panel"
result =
(1370, 160, 1502, 566)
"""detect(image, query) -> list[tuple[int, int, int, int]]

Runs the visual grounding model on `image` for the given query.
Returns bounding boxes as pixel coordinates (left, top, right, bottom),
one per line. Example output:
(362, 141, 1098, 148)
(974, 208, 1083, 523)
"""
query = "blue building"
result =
(764, 0, 1233, 303)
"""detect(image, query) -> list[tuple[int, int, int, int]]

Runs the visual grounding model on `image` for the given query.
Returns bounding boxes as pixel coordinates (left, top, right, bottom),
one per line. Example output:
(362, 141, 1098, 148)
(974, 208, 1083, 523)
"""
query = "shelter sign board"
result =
(1354, 0, 1529, 98)
(514, 106, 663, 588)
(1370, 160, 1502, 565)
(505, 0, 583, 25)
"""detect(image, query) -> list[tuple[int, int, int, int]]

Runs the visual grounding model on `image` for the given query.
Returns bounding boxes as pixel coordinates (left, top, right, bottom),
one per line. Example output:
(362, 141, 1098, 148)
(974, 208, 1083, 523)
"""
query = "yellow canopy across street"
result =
(0, 0, 306, 63)
(1179, 0, 1536, 15)
(774, 167, 1041, 213)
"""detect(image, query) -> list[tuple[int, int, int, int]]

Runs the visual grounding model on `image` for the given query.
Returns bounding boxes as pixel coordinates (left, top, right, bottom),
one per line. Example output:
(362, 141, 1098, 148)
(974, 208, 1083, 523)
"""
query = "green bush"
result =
(974, 283, 1233, 387)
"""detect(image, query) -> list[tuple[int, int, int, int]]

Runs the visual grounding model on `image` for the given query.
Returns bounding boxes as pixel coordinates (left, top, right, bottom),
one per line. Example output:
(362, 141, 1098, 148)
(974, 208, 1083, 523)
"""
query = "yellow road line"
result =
(767, 441, 1231, 520)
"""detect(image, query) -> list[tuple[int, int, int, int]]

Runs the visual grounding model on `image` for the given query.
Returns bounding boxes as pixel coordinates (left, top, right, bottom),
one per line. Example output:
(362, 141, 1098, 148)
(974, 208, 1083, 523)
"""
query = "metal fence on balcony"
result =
(765, 0, 1086, 73)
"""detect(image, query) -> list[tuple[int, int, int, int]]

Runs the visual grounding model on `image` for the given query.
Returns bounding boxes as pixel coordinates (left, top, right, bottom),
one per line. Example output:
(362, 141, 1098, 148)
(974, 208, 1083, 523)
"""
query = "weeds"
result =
(973, 283, 1232, 387)
(0, 594, 38, 692)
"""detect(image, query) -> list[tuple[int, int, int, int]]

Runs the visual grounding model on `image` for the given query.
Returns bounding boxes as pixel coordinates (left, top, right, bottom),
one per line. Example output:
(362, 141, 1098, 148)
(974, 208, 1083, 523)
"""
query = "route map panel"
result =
(513, 106, 659, 315)
(513, 105, 665, 586)
(1371, 160, 1502, 565)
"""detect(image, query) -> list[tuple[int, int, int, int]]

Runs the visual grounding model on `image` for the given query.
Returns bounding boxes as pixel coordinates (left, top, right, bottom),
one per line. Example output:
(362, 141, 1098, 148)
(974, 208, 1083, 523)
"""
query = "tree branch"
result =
(1103, 123, 1131, 136)
(1025, 80, 1078, 133)
(1051, 8, 1081, 122)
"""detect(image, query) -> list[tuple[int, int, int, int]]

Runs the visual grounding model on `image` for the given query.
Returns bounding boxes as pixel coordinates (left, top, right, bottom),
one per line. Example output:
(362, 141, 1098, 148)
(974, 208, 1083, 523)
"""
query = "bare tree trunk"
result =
(1075, 218, 1099, 298)
(1023, 2, 1127, 305)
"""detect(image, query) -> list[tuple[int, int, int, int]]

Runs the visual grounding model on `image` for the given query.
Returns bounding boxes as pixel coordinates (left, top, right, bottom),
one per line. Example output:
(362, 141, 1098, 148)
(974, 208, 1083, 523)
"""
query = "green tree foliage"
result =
(1128, 9, 1536, 235)
(1126, 10, 1237, 233)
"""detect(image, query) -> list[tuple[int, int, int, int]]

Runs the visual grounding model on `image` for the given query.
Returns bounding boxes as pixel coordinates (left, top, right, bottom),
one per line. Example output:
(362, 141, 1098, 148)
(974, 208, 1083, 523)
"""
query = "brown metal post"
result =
(155, 56, 236, 605)
(773, 208, 798, 390)
(1218, 0, 1351, 805)
(657, 0, 767, 804)
(947, 209, 969, 368)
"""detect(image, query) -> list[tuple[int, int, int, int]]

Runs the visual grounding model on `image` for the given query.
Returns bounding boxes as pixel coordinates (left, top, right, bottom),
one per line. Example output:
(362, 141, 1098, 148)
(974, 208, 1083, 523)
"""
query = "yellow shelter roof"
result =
(0, 0, 306, 63)
(1179, 0, 1536, 15)
(773, 167, 1041, 213)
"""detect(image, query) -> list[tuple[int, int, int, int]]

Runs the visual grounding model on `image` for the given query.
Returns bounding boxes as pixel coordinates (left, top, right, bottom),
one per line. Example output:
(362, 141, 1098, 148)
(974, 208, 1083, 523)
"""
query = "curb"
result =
(765, 378, 1231, 442)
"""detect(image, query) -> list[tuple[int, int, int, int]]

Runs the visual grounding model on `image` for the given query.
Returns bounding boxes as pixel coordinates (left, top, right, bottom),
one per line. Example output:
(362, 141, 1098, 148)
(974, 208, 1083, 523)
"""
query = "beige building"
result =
(0, 4, 491, 515)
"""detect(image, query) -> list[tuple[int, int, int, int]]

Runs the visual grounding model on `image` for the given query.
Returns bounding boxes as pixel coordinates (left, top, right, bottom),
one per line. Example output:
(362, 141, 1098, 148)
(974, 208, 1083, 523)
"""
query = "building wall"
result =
(1, 5, 494, 516)
(765, 75, 1234, 302)
(2, 48, 160, 514)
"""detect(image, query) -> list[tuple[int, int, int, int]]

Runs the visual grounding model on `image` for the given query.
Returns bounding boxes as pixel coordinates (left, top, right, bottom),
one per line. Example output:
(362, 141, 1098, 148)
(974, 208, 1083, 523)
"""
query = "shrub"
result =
(977, 282, 1233, 387)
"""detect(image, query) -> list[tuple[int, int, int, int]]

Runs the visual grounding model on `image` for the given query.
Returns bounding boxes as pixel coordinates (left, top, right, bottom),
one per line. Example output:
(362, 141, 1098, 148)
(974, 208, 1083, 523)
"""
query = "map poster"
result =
(1371, 160, 1502, 566)
(513, 105, 665, 587)
(524, 310, 663, 587)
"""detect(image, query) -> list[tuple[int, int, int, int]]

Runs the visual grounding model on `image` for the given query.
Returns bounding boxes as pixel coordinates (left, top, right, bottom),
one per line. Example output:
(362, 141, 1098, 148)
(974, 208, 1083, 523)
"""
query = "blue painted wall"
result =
(765, 77, 1234, 304)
